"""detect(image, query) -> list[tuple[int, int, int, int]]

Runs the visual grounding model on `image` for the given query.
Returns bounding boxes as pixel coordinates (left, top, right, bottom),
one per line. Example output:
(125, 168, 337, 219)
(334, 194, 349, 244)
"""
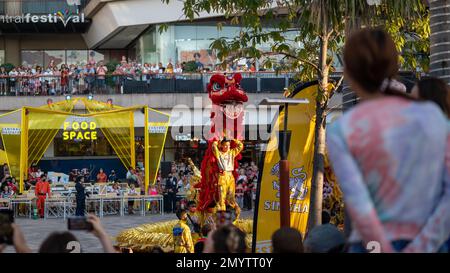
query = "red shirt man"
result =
(35, 176, 51, 218)
(97, 169, 107, 183)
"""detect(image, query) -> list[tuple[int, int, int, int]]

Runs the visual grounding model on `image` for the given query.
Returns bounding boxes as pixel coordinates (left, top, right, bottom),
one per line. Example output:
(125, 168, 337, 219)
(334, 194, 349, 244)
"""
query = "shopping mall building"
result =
(0, 0, 348, 177)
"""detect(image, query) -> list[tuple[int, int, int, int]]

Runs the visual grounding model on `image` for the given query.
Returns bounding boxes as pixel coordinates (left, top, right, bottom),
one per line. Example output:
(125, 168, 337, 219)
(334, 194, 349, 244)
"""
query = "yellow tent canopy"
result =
(0, 98, 170, 193)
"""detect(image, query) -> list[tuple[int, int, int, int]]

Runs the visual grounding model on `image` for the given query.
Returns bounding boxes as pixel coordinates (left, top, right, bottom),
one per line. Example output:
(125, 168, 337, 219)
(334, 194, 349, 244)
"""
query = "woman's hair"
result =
(211, 225, 247, 253)
(416, 77, 450, 117)
(344, 28, 410, 99)
(39, 232, 80, 253)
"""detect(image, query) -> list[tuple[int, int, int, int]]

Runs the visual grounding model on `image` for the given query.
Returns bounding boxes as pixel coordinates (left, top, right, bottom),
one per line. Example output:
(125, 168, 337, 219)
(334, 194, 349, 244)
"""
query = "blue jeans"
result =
(349, 240, 449, 253)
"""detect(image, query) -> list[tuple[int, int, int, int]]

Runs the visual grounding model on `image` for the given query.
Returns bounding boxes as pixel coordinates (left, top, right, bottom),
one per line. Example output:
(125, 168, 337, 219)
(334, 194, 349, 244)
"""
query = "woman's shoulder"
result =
(329, 97, 449, 138)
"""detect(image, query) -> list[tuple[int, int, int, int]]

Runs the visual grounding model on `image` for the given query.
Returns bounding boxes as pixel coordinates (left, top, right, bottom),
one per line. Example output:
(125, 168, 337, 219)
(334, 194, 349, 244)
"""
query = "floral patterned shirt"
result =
(327, 96, 450, 252)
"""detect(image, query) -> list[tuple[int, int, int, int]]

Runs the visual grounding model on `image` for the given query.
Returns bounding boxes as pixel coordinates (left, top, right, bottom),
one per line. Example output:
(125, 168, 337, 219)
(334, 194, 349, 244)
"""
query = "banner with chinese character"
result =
(253, 82, 318, 253)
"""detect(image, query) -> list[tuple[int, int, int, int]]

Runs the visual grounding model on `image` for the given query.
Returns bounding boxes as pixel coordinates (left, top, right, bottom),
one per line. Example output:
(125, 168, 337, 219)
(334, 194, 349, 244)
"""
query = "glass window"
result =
(219, 26, 242, 39)
(67, 50, 87, 66)
(196, 26, 218, 40)
(22, 50, 44, 67)
(110, 50, 128, 63)
(0, 50, 4, 65)
(54, 137, 115, 157)
(132, 23, 295, 69)
(175, 25, 220, 70)
(22, 0, 82, 14)
(175, 25, 198, 40)
(44, 50, 66, 68)
(88, 50, 105, 65)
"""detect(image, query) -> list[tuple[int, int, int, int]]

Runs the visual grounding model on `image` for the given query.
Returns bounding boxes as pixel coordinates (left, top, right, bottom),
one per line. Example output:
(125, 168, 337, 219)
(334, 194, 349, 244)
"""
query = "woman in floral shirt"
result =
(327, 28, 450, 253)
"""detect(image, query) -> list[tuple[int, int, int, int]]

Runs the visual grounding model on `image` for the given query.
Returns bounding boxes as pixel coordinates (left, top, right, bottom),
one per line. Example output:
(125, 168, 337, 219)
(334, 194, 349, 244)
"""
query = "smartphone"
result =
(67, 216, 93, 231)
(0, 209, 14, 245)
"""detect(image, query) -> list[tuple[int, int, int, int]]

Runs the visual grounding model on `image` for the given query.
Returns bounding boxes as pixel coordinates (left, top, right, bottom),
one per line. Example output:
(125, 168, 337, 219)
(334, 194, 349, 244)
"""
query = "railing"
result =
(0, 72, 303, 96)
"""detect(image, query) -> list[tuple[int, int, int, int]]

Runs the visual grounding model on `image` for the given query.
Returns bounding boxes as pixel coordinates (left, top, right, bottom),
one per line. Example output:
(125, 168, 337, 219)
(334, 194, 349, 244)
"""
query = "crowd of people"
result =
(0, 55, 266, 96)
(0, 60, 110, 96)
(0, 164, 17, 199)
(1, 164, 161, 218)
(4, 25, 450, 254)
(158, 160, 258, 214)
(170, 27, 450, 254)
(169, 200, 345, 253)
(0, 214, 117, 253)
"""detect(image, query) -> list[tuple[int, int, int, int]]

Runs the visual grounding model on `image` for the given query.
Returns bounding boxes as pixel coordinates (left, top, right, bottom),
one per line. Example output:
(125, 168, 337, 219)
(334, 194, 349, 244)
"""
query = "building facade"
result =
(0, 0, 345, 177)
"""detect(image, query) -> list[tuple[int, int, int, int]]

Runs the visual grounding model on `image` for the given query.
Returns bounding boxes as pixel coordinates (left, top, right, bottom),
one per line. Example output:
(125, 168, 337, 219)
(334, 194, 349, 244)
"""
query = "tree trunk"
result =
(308, 30, 329, 230)
(430, 0, 450, 83)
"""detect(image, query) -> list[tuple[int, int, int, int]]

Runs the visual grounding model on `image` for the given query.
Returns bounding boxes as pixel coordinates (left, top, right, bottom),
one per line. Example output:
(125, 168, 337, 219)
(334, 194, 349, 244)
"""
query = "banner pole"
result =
(279, 104, 291, 227)
(144, 107, 149, 194)
(130, 111, 136, 169)
(19, 108, 28, 194)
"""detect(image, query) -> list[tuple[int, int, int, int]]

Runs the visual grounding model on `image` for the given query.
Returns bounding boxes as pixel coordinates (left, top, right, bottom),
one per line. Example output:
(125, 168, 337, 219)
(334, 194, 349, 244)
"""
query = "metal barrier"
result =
(0, 72, 299, 96)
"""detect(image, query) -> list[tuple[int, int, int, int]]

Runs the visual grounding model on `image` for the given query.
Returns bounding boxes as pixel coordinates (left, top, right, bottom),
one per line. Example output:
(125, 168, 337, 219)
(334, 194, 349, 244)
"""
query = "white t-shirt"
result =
(237, 175, 247, 183)
(177, 180, 184, 192)
(9, 71, 18, 81)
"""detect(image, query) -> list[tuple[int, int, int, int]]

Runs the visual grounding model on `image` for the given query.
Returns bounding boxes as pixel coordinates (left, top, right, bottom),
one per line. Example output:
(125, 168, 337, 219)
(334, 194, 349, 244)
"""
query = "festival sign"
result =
(253, 82, 318, 253)
(0, 12, 86, 27)
(62, 117, 97, 141)
(1, 127, 21, 135)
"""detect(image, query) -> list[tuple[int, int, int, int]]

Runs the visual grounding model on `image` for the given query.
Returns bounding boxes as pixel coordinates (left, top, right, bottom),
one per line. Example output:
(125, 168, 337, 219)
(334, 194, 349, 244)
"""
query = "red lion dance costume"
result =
(195, 73, 248, 221)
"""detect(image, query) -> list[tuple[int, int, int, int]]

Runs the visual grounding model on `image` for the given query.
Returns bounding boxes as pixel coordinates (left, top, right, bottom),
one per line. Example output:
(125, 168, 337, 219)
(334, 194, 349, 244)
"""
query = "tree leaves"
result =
(163, 0, 428, 83)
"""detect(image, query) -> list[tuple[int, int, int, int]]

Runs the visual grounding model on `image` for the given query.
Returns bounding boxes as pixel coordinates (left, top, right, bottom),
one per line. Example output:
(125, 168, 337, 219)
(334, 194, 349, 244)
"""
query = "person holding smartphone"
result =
(0, 214, 116, 253)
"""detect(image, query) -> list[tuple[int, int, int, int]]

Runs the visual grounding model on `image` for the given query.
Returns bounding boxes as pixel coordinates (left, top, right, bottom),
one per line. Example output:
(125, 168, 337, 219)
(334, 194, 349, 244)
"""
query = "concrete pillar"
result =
(5, 37, 21, 66)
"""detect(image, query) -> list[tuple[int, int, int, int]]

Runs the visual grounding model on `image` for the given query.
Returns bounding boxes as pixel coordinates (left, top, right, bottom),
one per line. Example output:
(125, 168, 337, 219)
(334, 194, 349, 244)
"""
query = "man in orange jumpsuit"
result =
(35, 174, 51, 218)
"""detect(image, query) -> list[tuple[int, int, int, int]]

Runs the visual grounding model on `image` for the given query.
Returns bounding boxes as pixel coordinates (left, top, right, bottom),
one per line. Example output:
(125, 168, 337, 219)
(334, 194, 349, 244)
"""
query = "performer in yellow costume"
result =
(173, 210, 194, 253)
(212, 138, 243, 220)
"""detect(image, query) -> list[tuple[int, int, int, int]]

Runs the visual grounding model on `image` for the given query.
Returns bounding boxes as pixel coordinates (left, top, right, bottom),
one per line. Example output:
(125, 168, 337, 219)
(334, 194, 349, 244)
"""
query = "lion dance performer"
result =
(195, 73, 248, 223)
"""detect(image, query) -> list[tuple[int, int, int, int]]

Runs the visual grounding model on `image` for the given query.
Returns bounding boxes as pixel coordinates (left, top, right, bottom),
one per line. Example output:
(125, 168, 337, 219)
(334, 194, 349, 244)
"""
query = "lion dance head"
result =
(207, 73, 248, 140)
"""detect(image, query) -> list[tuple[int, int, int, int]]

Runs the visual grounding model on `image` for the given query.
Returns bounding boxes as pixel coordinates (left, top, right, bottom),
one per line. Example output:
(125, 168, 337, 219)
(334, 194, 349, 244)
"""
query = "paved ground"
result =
(3, 210, 254, 253)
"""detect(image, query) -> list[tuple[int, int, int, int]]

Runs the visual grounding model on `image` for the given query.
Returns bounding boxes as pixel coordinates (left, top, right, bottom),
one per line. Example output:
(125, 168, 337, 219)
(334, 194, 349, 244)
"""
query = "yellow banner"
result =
(146, 110, 170, 191)
(0, 122, 22, 180)
(253, 82, 318, 253)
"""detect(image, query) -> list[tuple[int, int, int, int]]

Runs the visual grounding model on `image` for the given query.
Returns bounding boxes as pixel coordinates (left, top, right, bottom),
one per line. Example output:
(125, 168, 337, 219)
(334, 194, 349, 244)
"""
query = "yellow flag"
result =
(253, 82, 318, 253)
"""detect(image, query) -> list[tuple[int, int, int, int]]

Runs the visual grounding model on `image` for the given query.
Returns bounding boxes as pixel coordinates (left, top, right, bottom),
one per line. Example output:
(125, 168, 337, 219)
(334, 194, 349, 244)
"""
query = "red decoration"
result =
(196, 73, 248, 211)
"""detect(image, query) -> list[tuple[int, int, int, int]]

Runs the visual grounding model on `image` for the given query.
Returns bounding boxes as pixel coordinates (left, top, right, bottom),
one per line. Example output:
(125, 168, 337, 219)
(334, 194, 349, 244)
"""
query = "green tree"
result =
(165, 0, 429, 229)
